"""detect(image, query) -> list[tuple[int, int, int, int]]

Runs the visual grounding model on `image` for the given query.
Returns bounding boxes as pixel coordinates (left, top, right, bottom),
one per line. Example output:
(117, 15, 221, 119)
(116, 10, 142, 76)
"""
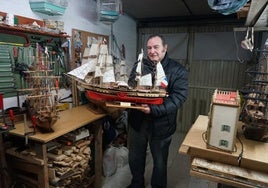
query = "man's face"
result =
(147, 36, 167, 63)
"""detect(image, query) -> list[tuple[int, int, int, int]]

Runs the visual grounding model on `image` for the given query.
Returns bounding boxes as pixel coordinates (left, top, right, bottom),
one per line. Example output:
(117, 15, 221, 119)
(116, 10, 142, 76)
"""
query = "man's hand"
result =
(140, 104, 150, 114)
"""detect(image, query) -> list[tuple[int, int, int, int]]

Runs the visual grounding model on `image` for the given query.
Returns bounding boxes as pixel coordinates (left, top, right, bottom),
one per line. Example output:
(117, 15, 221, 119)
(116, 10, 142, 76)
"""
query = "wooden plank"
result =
(191, 170, 256, 188)
(6, 147, 44, 166)
(15, 174, 39, 187)
(94, 121, 103, 188)
(7, 157, 43, 187)
(39, 144, 49, 188)
(245, 0, 268, 26)
(191, 158, 268, 188)
(178, 144, 189, 154)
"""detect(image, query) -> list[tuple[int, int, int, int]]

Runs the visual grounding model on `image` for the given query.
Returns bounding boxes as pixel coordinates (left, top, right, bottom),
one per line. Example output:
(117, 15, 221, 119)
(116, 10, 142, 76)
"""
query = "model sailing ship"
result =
(68, 38, 168, 107)
(240, 38, 268, 141)
(19, 43, 60, 132)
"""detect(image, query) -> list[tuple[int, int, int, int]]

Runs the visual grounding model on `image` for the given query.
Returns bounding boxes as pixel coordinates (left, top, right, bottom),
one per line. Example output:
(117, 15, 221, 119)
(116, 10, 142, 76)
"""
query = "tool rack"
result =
(0, 12, 70, 97)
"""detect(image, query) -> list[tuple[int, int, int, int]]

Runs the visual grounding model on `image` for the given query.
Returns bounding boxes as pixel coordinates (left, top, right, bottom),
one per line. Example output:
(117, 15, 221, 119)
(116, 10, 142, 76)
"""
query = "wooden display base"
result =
(105, 101, 146, 110)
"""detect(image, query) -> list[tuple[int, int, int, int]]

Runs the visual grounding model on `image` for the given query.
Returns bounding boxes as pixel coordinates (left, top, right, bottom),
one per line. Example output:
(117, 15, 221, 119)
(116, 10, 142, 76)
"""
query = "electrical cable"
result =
(201, 131, 241, 156)
(236, 131, 244, 166)
(233, 30, 245, 64)
(202, 130, 245, 166)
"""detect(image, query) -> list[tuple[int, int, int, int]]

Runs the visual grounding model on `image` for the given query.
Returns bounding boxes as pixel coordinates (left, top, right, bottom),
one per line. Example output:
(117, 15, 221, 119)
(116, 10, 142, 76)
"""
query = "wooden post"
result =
(94, 120, 103, 188)
(71, 78, 79, 107)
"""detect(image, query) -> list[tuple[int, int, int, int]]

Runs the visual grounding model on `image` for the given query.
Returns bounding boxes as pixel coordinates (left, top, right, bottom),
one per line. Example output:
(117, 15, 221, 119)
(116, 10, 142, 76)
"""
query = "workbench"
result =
(179, 115, 268, 188)
(7, 105, 106, 188)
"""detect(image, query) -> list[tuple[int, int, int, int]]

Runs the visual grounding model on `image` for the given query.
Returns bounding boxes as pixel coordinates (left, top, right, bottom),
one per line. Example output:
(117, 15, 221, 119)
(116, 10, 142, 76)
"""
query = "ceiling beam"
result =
(245, 0, 268, 26)
(136, 14, 245, 28)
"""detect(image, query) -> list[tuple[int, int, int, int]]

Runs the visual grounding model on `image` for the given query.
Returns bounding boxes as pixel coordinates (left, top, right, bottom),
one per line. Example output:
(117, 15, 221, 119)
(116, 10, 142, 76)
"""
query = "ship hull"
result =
(86, 90, 164, 105)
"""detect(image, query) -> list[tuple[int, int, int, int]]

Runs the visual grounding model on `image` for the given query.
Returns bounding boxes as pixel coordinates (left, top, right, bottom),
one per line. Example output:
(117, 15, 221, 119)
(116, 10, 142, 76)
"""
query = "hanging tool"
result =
(0, 93, 8, 131)
(23, 114, 36, 147)
(31, 115, 37, 134)
(13, 47, 29, 88)
(13, 46, 19, 69)
(23, 113, 29, 146)
(8, 109, 14, 128)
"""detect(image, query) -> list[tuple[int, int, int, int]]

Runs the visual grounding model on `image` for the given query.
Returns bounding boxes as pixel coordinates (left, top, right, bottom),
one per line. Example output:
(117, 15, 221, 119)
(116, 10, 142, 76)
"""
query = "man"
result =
(127, 34, 188, 188)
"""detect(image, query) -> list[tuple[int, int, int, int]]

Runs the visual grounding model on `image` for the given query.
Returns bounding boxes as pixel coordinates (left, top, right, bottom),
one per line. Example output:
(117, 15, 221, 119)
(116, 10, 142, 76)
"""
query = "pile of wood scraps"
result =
(5, 127, 95, 187)
(48, 128, 94, 187)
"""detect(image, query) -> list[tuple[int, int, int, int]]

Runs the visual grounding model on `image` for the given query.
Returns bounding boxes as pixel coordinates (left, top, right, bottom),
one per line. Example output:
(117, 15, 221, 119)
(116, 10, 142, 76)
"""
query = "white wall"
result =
(0, 0, 137, 108)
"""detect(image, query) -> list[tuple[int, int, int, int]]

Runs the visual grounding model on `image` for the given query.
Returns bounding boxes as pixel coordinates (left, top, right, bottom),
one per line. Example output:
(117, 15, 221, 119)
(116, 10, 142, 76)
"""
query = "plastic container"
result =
(29, 0, 68, 16)
(97, 0, 122, 23)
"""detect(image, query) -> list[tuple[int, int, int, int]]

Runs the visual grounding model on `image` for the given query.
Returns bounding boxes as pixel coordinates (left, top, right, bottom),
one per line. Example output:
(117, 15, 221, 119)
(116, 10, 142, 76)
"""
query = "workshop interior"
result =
(0, 0, 267, 188)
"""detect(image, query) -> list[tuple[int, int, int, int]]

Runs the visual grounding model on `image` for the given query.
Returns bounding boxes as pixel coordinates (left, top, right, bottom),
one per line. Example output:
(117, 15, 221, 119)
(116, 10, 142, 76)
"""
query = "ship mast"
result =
(135, 49, 143, 87)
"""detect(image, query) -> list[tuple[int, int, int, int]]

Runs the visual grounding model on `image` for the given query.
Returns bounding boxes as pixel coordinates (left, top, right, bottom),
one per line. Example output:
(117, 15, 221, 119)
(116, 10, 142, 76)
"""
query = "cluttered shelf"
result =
(0, 11, 69, 38)
(0, 11, 71, 99)
(0, 23, 69, 38)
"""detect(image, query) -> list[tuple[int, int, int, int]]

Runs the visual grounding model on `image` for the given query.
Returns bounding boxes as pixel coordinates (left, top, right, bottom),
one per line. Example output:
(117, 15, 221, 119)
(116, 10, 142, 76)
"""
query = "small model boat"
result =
(68, 37, 168, 107)
(19, 44, 59, 132)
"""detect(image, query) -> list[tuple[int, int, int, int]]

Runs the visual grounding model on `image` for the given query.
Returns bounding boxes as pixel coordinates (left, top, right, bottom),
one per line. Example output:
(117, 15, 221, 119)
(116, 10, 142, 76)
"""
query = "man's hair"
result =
(147, 34, 166, 46)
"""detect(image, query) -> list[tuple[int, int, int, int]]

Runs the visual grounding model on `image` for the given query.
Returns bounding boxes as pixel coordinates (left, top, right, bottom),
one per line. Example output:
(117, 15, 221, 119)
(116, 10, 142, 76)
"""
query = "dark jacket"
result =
(128, 53, 188, 139)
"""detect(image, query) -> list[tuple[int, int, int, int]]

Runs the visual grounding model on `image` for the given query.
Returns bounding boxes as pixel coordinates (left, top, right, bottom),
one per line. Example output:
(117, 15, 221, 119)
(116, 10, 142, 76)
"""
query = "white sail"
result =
(135, 49, 143, 81)
(120, 60, 126, 76)
(95, 65, 103, 78)
(103, 67, 115, 83)
(155, 62, 167, 88)
(67, 58, 97, 80)
(103, 54, 115, 83)
(88, 43, 100, 56)
(100, 44, 108, 54)
(139, 73, 152, 87)
(98, 54, 106, 71)
(106, 55, 113, 66)
(83, 47, 91, 57)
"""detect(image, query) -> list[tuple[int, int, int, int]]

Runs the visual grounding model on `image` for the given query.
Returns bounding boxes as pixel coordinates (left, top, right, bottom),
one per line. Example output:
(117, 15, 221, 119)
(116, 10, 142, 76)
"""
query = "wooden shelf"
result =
(6, 147, 44, 166)
(0, 24, 69, 38)
(0, 11, 69, 38)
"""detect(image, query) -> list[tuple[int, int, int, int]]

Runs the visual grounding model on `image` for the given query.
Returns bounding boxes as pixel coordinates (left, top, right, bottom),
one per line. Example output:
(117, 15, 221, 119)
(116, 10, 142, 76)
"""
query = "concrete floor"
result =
(102, 132, 219, 188)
